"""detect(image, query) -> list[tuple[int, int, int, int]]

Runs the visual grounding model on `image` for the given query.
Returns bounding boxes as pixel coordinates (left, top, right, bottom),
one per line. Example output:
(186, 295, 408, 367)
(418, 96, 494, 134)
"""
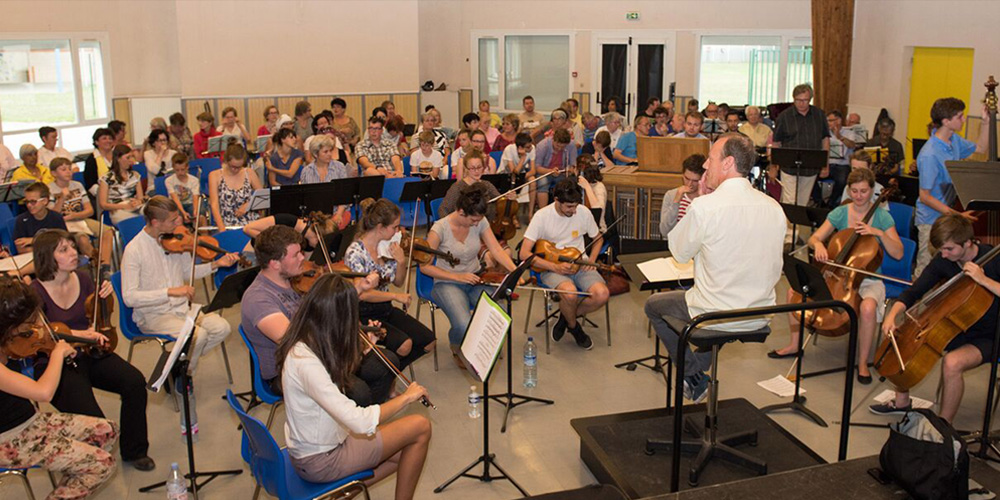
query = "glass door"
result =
(595, 35, 671, 124)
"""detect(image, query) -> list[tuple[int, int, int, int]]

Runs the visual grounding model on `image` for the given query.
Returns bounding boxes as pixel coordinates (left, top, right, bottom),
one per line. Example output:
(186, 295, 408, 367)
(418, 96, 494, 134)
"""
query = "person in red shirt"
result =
(193, 111, 222, 159)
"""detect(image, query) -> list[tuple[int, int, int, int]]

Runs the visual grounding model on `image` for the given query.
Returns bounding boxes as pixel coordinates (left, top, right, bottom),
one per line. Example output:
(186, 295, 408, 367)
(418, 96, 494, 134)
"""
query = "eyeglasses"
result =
(368, 126, 383, 131)
(467, 164, 485, 172)
(25, 198, 48, 205)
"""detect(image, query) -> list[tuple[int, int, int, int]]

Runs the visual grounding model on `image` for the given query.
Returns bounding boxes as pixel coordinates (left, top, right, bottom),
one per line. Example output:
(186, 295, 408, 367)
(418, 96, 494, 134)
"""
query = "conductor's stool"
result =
(645, 316, 770, 486)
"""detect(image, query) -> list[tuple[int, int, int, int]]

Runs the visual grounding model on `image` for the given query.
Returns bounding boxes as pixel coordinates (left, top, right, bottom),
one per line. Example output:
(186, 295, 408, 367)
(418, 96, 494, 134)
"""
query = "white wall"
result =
(849, 0, 1000, 138)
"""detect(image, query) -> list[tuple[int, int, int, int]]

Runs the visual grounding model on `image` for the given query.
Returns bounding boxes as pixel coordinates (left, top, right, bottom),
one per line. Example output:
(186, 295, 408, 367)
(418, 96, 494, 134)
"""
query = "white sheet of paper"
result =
(150, 304, 201, 392)
(377, 231, 403, 260)
(757, 374, 806, 398)
(0, 253, 33, 273)
(460, 292, 512, 382)
(636, 256, 694, 283)
(873, 389, 934, 409)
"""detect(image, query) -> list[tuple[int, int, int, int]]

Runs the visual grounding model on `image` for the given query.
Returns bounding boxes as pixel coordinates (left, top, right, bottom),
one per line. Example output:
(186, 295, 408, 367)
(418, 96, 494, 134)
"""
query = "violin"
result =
(85, 211, 118, 356)
(874, 244, 1000, 391)
(400, 228, 459, 266)
(531, 239, 620, 275)
(491, 197, 518, 242)
(3, 320, 100, 361)
(790, 186, 896, 337)
(292, 260, 371, 295)
(160, 225, 250, 266)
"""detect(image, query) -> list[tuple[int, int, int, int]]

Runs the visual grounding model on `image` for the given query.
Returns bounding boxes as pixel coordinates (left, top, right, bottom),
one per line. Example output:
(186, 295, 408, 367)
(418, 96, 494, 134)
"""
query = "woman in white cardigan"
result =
(278, 274, 431, 500)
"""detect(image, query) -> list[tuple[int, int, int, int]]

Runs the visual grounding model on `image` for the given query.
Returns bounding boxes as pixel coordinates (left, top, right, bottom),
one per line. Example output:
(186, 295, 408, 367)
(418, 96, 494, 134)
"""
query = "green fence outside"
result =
(748, 47, 812, 105)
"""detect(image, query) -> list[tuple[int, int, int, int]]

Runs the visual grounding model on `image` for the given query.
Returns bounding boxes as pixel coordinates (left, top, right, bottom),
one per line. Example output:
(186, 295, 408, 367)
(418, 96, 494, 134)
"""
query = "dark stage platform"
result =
(571, 398, 825, 498)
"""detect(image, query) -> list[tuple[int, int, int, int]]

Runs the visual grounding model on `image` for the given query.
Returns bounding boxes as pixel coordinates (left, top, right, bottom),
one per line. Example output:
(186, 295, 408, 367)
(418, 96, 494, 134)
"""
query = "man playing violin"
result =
(519, 178, 611, 350)
(240, 225, 396, 405)
(770, 168, 904, 385)
(121, 195, 239, 435)
(871, 214, 1000, 420)
(646, 134, 786, 403)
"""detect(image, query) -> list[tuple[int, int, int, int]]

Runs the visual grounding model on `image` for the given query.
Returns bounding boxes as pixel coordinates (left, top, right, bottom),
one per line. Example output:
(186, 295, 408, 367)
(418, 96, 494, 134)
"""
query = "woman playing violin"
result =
(278, 274, 431, 498)
(870, 214, 1000, 419)
(345, 198, 436, 370)
(0, 275, 120, 498)
(29, 229, 155, 471)
(771, 168, 903, 384)
(422, 186, 519, 357)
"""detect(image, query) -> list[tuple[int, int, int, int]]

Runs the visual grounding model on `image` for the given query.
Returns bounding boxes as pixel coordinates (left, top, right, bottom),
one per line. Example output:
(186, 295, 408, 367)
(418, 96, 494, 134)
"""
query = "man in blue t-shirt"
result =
(913, 97, 989, 276)
(13, 182, 67, 254)
(613, 114, 651, 165)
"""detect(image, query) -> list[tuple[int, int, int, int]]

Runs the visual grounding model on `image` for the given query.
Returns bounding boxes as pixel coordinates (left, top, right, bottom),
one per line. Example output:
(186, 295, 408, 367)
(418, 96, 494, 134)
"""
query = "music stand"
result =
(947, 161, 1000, 462)
(247, 189, 270, 212)
(399, 179, 435, 229)
(781, 203, 830, 258)
(760, 255, 831, 427)
(141, 306, 242, 498)
(270, 177, 384, 219)
(429, 179, 457, 200)
(479, 173, 512, 195)
(207, 266, 265, 407)
(772, 147, 828, 245)
(434, 258, 535, 497)
(0, 180, 31, 204)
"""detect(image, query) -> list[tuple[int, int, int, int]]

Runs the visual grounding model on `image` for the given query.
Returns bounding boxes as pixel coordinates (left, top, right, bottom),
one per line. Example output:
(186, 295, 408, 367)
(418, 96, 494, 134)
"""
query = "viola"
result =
(85, 216, 118, 356)
(491, 197, 518, 242)
(400, 228, 459, 266)
(3, 321, 99, 361)
(531, 239, 620, 275)
(791, 186, 896, 337)
(160, 226, 250, 266)
(874, 244, 1000, 391)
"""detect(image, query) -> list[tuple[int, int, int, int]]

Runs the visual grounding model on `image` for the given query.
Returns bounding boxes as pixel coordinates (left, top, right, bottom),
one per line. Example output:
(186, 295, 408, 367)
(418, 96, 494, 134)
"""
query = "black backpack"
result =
(879, 408, 969, 500)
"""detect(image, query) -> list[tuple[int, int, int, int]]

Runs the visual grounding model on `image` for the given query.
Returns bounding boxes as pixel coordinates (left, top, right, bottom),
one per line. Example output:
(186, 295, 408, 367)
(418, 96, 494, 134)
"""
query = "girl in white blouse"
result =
(278, 274, 431, 498)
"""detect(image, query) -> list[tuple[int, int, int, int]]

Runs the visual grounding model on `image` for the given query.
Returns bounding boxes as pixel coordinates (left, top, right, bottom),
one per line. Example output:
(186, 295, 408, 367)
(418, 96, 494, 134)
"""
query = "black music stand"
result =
(772, 147, 828, 245)
(484, 256, 553, 433)
(429, 179, 457, 200)
(947, 161, 1000, 462)
(479, 173, 512, 195)
(142, 307, 242, 498)
(760, 255, 831, 427)
(399, 179, 435, 230)
(207, 266, 264, 406)
(270, 176, 384, 219)
(434, 257, 536, 496)
(781, 203, 830, 256)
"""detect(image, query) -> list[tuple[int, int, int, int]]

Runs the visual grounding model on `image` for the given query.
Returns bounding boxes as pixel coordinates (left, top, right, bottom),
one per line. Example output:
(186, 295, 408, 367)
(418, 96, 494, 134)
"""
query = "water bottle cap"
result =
(171, 462, 179, 469)
(528, 336, 533, 341)
(470, 385, 476, 391)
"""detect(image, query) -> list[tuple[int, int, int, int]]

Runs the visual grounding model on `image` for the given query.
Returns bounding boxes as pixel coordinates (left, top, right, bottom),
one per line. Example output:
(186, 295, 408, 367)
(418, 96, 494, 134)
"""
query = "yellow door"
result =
(905, 47, 974, 171)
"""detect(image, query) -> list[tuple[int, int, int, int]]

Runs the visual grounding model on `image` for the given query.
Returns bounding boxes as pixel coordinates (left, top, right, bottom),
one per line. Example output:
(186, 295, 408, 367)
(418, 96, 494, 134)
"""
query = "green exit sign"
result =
(626, 11, 640, 20)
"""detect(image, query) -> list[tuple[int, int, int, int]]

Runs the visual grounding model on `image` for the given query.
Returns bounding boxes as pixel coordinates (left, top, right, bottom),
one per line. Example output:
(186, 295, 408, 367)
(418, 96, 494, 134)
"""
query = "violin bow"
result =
(91, 203, 106, 330)
(186, 195, 205, 306)
(313, 219, 335, 273)
(402, 200, 419, 309)
(490, 171, 554, 203)
(358, 329, 435, 409)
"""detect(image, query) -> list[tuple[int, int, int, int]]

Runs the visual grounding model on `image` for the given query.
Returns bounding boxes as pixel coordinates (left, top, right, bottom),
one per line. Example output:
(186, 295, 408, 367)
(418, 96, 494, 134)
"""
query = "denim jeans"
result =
(431, 281, 492, 346)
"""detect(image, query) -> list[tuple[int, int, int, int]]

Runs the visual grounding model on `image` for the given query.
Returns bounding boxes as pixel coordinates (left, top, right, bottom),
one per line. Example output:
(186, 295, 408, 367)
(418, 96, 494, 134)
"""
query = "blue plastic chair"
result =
(382, 177, 427, 228)
(888, 201, 914, 240)
(523, 269, 611, 354)
(236, 326, 283, 430)
(154, 175, 169, 197)
(429, 198, 444, 223)
(193, 158, 221, 195)
(225, 390, 373, 500)
(883, 237, 917, 299)
(413, 267, 439, 372)
(489, 150, 503, 167)
(72, 171, 85, 185)
(402, 156, 411, 177)
(114, 215, 146, 250)
(213, 229, 251, 288)
(109, 272, 175, 366)
(132, 163, 148, 180)
(2, 217, 16, 256)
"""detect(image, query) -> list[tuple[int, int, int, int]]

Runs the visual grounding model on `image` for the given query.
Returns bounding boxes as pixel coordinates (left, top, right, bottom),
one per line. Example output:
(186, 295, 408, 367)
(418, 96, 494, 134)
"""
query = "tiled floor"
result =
(8, 262, 1000, 499)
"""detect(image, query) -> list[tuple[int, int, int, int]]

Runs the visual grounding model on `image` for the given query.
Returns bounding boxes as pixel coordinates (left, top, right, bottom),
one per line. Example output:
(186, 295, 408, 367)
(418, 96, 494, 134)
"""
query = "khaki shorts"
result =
(290, 431, 383, 483)
(858, 277, 886, 322)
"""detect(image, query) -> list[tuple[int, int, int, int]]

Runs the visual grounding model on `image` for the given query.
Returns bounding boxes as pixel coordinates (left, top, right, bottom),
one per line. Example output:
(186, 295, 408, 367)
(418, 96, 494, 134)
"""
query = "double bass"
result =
(972, 76, 1000, 245)
(790, 186, 897, 336)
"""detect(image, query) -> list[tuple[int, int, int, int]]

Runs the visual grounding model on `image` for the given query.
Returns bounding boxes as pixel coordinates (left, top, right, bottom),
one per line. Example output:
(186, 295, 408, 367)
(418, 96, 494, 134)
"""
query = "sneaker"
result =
(552, 314, 568, 342)
(869, 402, 912, 415)
(570, 323, 593, 350)
(683, 373, 710, 403)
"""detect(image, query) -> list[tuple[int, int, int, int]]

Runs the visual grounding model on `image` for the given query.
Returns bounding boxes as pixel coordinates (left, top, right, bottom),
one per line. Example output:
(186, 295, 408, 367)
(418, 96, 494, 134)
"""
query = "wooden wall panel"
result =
(276, 97, 302, 118)
(458, 89, 474, 125)
(183, 100, 207, 134)
(812, 0, 855, 114)
(216, 99, 245, 124)
(306, 96, 331, 116)
(392, 93, 419, 124)
(366, 94, 391, 117)
(112, 99, 132, 135)
(247, 98, 276, 139)
(338, 95, 365, 133)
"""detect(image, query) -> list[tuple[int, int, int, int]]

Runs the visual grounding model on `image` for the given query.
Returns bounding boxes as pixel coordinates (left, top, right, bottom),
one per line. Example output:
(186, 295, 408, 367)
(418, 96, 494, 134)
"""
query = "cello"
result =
(874, 243, 1000, 391)
(790, 186, 897, 337)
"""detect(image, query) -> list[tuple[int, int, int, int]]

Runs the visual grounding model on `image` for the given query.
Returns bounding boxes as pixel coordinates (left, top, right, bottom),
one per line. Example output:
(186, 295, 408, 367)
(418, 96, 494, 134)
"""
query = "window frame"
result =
(470, 30, 576, 115)
(694, 30, 811, 106)
(0, 31, 114, 153)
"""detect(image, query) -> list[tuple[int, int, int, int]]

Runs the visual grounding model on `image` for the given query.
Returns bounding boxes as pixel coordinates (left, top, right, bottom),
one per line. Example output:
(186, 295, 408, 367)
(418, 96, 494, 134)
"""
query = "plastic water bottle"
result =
(166, 462, 187, 500)
(467, 385, 481, 419)
(176, 377, 198, 439)
(523, 337, 538, 388)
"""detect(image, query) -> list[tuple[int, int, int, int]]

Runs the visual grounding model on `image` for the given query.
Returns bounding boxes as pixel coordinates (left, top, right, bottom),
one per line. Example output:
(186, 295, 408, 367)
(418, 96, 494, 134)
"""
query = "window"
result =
(475, 33, 570, 112)
(0, 35, 111, 153)
(698, 35, 812, 106)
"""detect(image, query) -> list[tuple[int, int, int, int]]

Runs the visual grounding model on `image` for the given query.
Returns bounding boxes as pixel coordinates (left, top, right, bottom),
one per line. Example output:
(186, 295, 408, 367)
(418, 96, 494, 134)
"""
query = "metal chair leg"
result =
(430, 306, 438, 372)
(0, 469, 36, 500)
(264, 402, 282, 431)
(543, 292, 552, 354)
(221, 343, 234, 385)
(606, 301, 612, 346)
(127, 340, 135, 363)
(523, 289, 535, 335)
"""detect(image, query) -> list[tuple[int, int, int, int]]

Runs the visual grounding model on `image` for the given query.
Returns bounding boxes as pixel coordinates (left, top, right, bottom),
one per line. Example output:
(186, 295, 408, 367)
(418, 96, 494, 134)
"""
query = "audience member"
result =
(492, 114, 519, 152)
(582, 130, 615, 167)
(11, 144, 55, 184)
(330, 97, 360, 150)
(478, 110, 500, 148)
(218, 107, 251, 145)
(13, 182, 67, 254)
(358, 117, 403, 177)
(258, 105, 280, 137)
(643, 97, 661, 119)
(565, 98, 582, 126)
(84, 127, 116, 191)
(613, 115, 651, 165)
(0, 142, 17, 182)
(648, 106, 674, 137)
(293, 100, 314, 145)
(518, 95, 547, 140)
(165, 153, 201, 223)
(480, 100, 501, 128)
(168, 112, 194, 158)
(37, 126, 73, 168)
(725, 111, 742, 133)
(108, 120, 130, 148)
(98, 145, 144, 224)
(49, 157, 104, 255)
(659, 154, 706, 236)
(143, 129, 176, 177)
(385, 115, 410, 157)
(410, 131, 445, 179)
(411, 112, 450, 158)
(264, 128, 304, 186)
(193, 111, 222, 159)
(595, 112, 624, 149)
(581, 112, 601, 144)
(738, 106, 772, 148)
(208, 144, 263, 228)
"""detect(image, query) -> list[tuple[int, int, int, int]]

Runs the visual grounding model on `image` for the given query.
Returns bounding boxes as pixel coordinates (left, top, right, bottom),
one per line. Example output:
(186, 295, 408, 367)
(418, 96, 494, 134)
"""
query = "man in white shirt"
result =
(645, 133, 786, 402)
(37, 126, 74, 168)
(121, 196, 239, 433)
(594, 113, 624, 149)
(520, 179, 611, 350)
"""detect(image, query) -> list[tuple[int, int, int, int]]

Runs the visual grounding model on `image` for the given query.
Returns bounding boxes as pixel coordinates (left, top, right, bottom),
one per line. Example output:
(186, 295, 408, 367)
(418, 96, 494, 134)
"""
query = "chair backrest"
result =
(115, 215, 146, 249)
(489, 150, 503, 167)
(72, 171, 85, 185)
(194, 158, 221, 195)
(382, 177, 426, 228)
(237, 326, 281, 404)
(110, 272, 143, 341)
(225, 390, 288, 497)
(153, 175, 169, 197)
(883, 236, 917, 298)
(402, 156, 411, 177)
(4, 218, 18, 255)
(213, 229, 251, 287)
(415, 266, 434, 301)
(132, 163, 148, 180)
(429, 198, 444, 223)
(887, 201, 914, 240)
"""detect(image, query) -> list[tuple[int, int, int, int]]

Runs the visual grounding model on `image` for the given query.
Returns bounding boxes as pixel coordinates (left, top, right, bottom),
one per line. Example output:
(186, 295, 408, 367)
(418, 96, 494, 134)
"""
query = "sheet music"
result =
(757, 374, 806, 398)
(377, 231, 403, 260)
(636, 256, 694, 283)
(248, 188, 270, 210)
(150, 304, 201, 392)
(460, 292, 512, 382)
(255, 135, 271, 152)
(0, 253, 32, 273)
